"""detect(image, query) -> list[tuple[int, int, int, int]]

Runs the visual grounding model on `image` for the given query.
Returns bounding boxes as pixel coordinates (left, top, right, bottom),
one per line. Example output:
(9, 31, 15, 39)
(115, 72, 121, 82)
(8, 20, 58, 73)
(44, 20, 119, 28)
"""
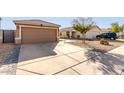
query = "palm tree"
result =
(72, 17, 94, 43)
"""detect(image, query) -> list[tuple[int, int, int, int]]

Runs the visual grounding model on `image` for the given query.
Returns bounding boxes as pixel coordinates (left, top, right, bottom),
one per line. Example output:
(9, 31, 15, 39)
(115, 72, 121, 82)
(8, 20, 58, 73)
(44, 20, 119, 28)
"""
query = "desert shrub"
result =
(100, 40, 109, 45)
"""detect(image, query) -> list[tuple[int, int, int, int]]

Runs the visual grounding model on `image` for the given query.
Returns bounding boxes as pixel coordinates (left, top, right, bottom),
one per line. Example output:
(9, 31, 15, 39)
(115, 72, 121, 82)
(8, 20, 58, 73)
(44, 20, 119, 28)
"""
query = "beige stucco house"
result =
(14, 20, 60, 44)
(60, 26, 102, 39)
(101, 28, 111, 33)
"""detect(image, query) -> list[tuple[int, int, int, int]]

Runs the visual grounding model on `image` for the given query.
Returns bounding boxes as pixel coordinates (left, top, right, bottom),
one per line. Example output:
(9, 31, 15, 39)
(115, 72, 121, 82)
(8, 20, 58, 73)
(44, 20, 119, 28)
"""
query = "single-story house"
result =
(60, 26, 102, 39)
(14, 20, 60, 44)
(101, 28, 111, 33)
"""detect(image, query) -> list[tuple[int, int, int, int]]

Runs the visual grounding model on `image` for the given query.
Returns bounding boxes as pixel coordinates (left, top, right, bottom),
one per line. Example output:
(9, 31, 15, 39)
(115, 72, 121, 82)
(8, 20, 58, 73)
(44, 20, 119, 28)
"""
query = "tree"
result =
(72, 17, 94, 43)
(121, 24, 124, 32)
(111, 22, 123, 33)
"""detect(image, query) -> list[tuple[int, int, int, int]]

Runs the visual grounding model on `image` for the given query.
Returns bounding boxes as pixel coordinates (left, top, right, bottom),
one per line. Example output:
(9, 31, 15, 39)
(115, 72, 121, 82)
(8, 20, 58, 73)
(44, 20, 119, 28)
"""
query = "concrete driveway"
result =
(16, 41, 124, 75)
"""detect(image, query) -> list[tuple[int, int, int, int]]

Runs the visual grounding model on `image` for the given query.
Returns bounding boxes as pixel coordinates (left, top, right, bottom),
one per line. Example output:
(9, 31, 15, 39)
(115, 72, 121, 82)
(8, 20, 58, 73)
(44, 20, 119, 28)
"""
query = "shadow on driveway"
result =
(85, 49, 124, 75)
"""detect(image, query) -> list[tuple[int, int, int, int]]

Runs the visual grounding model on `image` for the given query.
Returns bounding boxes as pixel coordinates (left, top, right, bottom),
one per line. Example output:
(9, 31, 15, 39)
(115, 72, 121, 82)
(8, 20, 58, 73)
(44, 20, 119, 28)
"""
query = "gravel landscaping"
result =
(65, 39, 124, 52)
(0, 44, 20, 75)
(0, 44, 15, 65)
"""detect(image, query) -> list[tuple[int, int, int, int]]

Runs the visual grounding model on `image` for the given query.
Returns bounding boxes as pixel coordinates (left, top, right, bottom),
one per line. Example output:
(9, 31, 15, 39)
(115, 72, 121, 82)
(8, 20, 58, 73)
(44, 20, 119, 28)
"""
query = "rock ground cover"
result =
(0, 44, 20, 74)
(66, 39, 124, 52)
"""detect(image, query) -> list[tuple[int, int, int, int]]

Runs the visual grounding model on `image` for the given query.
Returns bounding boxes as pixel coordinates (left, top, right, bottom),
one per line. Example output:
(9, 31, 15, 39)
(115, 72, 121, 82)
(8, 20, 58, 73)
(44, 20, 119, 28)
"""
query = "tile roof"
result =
(101, 28, 111, 33)
(60, 25, 101, 31)
(60, 27, 75, 31)
(13, 19, 61, 27)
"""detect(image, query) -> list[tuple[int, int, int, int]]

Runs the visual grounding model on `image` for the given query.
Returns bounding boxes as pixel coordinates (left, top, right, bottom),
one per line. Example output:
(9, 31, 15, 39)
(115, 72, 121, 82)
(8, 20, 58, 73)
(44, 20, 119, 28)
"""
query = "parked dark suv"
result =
(96, 32, 117, 40)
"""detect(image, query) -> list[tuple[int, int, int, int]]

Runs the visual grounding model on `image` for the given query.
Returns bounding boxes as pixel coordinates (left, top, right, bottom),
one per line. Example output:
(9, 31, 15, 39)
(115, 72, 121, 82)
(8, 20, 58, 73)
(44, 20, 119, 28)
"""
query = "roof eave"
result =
(13, 20, 61, 28)
(14, 22, 60, 28)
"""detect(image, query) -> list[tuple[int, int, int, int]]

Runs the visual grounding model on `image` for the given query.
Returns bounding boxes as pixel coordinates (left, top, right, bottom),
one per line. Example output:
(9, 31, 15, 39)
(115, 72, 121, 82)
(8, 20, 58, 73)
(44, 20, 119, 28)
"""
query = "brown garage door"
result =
(21, 27, 57, 43)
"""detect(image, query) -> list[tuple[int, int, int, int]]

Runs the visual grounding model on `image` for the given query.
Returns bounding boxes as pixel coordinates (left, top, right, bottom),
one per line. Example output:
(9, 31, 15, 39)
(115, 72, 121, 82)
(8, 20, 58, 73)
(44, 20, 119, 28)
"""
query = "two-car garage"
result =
(21, 27, 57, 44)
(14, 20, 60, 44)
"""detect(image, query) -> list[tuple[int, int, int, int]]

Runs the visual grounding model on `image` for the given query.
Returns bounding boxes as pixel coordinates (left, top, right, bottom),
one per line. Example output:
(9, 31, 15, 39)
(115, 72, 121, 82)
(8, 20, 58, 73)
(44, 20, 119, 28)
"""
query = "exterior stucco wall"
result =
(15, 25, 21, 44)
(60, 31, 82, 38)
(74, 31, 83, 38)
(85, 27, 101, 39)
(15, 26, 19, 37)
(60, 31, 67, 38)
(0, 30, 3, 43)
(60, 27, 101, 39)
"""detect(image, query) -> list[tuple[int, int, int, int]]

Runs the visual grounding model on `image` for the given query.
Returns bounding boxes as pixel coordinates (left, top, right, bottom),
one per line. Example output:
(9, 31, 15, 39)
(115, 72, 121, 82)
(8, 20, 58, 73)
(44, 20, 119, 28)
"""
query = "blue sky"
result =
(1, 17, 124, 30)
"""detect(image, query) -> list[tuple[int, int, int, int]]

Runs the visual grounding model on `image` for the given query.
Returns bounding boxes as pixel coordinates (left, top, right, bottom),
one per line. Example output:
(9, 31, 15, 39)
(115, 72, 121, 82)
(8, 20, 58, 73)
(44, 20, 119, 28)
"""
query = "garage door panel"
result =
(21, 27, 57, 43)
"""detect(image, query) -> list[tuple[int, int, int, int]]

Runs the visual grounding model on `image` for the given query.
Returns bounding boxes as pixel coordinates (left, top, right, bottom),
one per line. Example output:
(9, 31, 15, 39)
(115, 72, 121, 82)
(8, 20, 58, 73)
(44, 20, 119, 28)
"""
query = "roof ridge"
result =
(13, 19, 61, 27)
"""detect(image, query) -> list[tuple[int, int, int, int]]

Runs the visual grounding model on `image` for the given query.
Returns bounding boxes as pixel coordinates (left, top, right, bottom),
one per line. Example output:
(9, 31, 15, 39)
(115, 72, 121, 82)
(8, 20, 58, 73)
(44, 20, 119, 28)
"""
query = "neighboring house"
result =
(14, 20, 60, 44)
(101, 28, 111, 33)
(60, 26, 102, 39)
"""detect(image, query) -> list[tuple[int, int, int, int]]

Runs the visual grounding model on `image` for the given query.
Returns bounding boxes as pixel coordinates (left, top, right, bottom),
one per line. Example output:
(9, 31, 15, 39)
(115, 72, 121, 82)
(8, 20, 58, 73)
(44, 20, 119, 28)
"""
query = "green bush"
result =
(121, 34, 124, 39)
